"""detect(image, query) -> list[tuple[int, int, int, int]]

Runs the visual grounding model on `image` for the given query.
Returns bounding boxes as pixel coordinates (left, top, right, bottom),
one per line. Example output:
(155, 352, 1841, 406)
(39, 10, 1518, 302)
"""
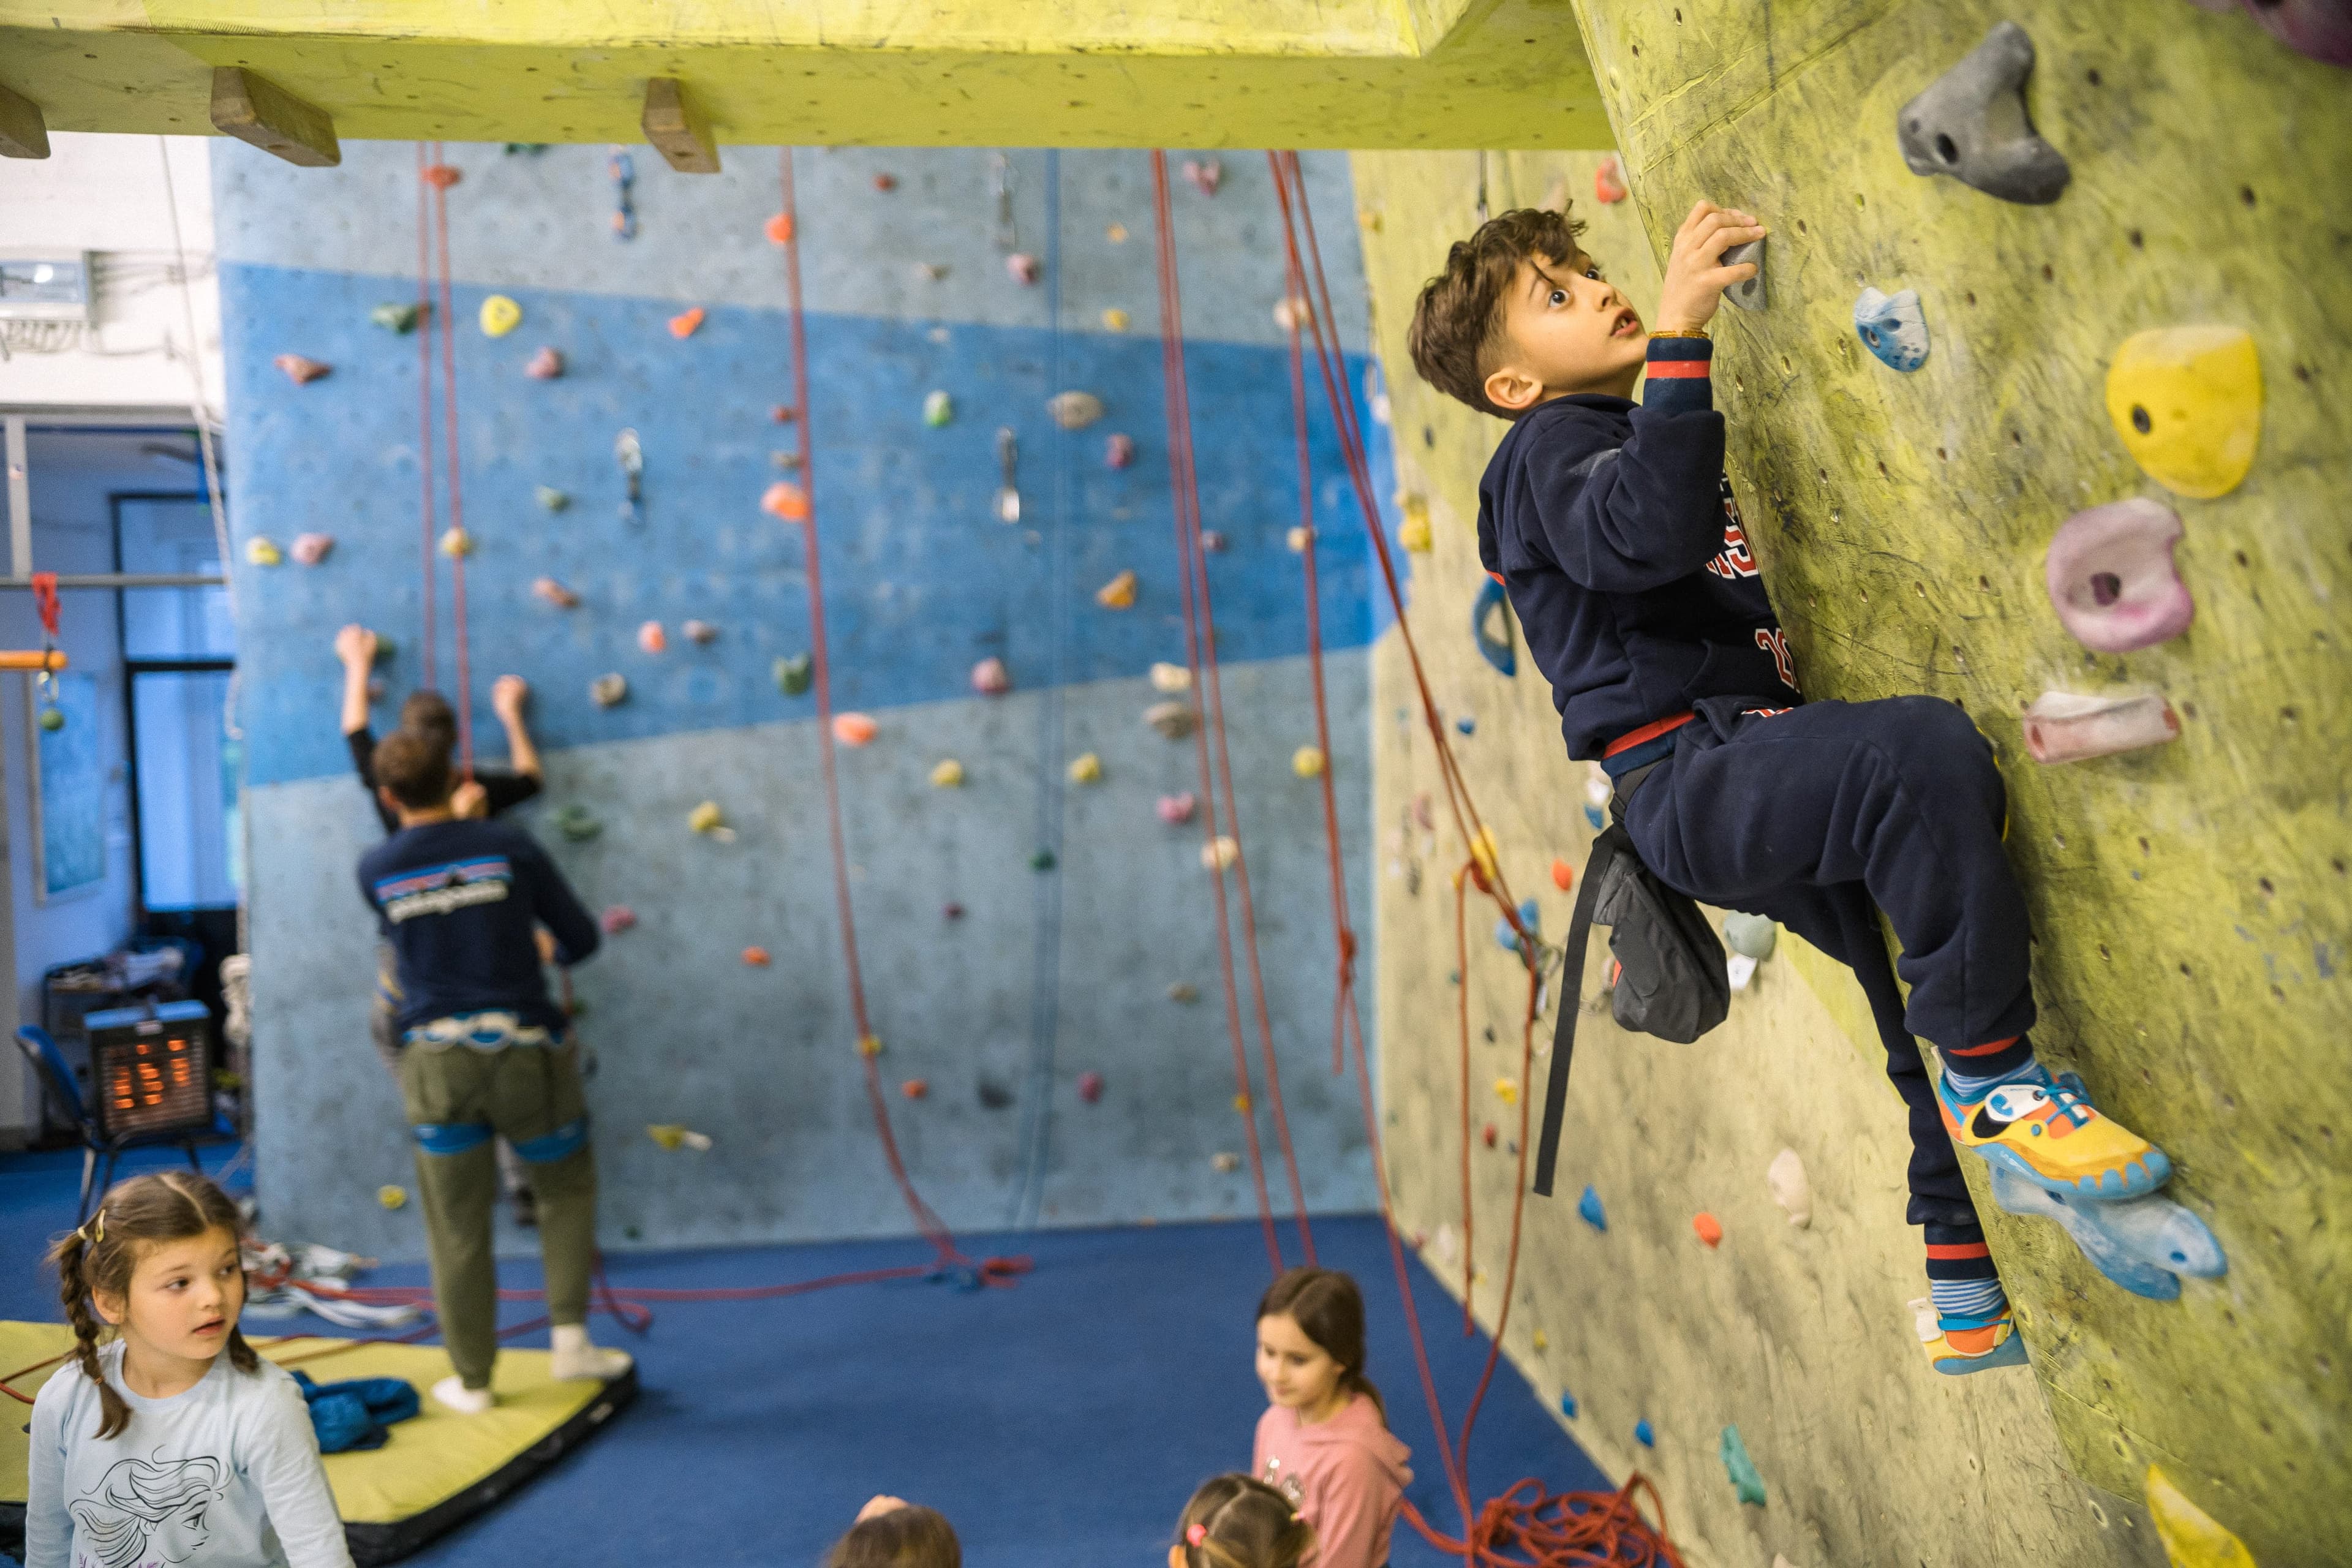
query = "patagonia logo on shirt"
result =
(374, 857, 513, 923)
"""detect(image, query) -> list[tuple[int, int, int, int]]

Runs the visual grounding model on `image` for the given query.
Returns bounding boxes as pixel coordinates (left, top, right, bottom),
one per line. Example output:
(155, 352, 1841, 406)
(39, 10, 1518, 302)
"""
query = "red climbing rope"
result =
(1261, 149, 1684, 1566)
(1149, 151, 1315, 1274)
(413, 145, 439, 692)
(775, 146, 1027, 1289)
(426, 143, 477, 777)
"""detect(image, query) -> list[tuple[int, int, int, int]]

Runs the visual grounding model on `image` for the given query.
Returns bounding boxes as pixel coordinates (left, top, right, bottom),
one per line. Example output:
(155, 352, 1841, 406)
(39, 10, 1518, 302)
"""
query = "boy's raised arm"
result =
(515, 834, 600, 967)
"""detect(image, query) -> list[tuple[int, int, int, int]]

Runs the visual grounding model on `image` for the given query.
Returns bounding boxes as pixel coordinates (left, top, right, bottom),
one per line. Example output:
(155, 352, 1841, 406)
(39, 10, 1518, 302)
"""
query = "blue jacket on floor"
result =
(1476, 338, 1800, 761)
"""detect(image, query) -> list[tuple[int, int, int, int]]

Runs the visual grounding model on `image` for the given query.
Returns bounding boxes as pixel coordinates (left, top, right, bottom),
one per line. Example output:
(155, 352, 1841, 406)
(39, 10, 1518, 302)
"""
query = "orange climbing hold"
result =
(274, 354, 330, 385)
(901, 1079, 929, 1099)
(833, 712, 878, 747)
(1692, 1213, 1724, 1248)
(638, 620, 668, 654)
(1594, 154, 1628, 204)
(421, 162, 461, 190)
(764, 212, 796, 245)
(1551, 858, 1575, 891)
(762, 482, 810, 521)
(668, 306, 706, 339)
(742, 946, 771, 967)
(1095, 570, 1139, 609)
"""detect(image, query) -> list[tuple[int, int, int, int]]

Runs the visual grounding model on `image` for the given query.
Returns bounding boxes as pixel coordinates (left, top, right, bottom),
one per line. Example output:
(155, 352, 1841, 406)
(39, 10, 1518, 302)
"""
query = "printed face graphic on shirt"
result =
(373, 856, 513, 923)
(69, 1455, 225, 1568)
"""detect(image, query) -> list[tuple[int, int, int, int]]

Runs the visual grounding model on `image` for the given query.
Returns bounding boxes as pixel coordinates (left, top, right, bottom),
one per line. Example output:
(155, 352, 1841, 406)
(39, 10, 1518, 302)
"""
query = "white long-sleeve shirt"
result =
(27, 1340, 355, 1568)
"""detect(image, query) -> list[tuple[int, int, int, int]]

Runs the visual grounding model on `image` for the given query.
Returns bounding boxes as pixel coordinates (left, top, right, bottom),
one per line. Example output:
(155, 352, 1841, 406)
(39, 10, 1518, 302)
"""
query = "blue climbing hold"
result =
(1472, 577, 1517, 677)
(1457, 715, 1477, 736)
(1495, 899, 1541, 956)
(1494, 917, 1520, 954)
(1518, 897, 1540, 935)
(1583, 803, 1605, 831)
(1634, 1419, 1655, 1448)
(1559, 1392, 1578, 1419)
(1719, 1423, 1766, 1506)
(1577, 1185, 1607, 1232)
(1855, 287, 1931, 372)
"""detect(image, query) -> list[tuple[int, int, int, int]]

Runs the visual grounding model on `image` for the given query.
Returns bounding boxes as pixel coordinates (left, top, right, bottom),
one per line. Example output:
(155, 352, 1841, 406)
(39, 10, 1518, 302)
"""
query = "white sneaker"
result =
(548, 1324, 633, 1382)
(432, 1374, 495, 1414)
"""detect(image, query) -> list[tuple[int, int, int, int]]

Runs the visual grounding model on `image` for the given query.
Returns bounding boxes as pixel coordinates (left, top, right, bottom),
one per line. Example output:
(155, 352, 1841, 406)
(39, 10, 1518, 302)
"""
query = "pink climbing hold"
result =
(2022, 688, 2181, 764)
(970, 657, 1012, 696)
(1106, 433, 1136, 469)
(1006, 254, 1041, 285)
(274, 354, 330, 385)
(290, 532, 334, 566)
(1594, 155, 1628, 204)
(1183, 157, 1224, 196)
(833, 712, 878, 747)
(943, 902, 966, 921)
(638, 620, 668, 654)
(600, 905, 637, 935)
(1077, 1071, 1104, 1104)
(1158, 793, 1197, 825)
(532, 577, 579, 609)
(1482, 1123, 1499, 1148)
(524, 346, 564, 379)
(2045, 498, 2194, 654)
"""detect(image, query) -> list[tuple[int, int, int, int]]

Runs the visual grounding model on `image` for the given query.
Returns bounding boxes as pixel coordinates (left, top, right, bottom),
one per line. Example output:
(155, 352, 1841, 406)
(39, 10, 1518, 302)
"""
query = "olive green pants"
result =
(401, 1037, 597, 1390)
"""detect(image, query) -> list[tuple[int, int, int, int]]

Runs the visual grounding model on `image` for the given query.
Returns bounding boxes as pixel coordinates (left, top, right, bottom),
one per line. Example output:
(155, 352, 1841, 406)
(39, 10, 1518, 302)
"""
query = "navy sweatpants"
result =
(1619, 695, 2034, 1228)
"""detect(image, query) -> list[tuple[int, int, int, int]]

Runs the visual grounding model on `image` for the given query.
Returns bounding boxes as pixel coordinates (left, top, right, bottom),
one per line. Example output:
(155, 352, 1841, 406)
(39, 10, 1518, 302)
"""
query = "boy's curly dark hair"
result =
(1406, 205, 1589, 420)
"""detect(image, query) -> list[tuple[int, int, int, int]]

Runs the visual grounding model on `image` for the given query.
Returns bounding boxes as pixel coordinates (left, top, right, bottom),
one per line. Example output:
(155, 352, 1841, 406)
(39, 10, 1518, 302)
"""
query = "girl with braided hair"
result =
(26, 1171, 353, 1568)
(1169, 1475, 1316, 1568)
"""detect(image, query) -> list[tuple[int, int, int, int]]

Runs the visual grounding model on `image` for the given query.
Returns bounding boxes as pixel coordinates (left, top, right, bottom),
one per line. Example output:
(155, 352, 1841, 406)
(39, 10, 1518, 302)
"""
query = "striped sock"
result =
(1925, 1223, 2008, 1330)
(1942, 1054, 2052, 1104)
(1940, 1030, 2038, 1088)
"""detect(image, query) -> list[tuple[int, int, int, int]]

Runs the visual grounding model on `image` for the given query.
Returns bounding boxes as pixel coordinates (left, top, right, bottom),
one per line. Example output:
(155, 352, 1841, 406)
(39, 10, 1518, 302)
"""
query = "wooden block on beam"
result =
(643, 78, 720, 175)
(209, 67, 340, 168)
(0, 80, 50, 159)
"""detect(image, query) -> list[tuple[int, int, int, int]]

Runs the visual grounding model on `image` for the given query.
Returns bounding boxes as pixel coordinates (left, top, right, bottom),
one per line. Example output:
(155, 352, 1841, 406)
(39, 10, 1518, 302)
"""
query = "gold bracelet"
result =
(1649, 328, 1711, 339)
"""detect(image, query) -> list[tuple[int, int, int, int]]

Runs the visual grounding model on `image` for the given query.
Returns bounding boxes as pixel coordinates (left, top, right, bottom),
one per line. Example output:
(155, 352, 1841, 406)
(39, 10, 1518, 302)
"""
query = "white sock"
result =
(551, 1324, 591, 1355)
(432, 1374, 494, 1414)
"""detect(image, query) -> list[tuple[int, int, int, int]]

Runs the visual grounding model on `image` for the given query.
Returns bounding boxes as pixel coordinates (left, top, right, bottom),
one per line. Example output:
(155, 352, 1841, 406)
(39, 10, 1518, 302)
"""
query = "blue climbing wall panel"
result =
(215, 143, 1389, 1257)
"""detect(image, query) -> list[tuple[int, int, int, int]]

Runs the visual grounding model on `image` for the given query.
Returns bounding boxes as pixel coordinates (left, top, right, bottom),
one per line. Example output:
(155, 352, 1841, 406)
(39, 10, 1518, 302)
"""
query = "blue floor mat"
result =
(0, 1146, 1611, 1566)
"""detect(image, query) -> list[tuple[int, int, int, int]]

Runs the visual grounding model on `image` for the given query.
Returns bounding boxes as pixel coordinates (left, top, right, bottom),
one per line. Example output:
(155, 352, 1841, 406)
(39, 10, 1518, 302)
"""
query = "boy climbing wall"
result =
(1404, 200, 2176, 1373)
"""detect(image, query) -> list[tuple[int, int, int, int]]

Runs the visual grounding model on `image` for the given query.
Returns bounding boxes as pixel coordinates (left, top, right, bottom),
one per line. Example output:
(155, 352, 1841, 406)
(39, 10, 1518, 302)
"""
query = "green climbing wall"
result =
(1351, 6, 2349, 1565)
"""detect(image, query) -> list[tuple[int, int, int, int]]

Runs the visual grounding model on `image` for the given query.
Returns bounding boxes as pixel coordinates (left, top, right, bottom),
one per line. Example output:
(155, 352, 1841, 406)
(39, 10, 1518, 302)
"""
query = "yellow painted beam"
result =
(0, 0, 1610, 150)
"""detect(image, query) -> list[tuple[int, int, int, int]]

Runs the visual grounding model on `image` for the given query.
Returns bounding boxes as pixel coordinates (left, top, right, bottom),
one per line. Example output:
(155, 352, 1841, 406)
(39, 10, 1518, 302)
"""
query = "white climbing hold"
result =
(1049, 391, 1104, 430)
(1146, 701, 1197, 741)
(1201, 835, 1239, 870)
(1434, 1221, 1460, 1265)
(590, 673, 627, 707)
(1727, 952, 1758, 992)
(1908, 1297, 1939, 1343)
(439, 527, 473, 558)
(1585, 774, 1611, 808)
(1150, 662, 1192, 694)
(1287, 526, 1313, 552)
(1272, 296, 1313, 333)
(1006, 253, 1041, 285)
(1768, 1147, 1812, 1228)
(1212, 1152, 1241, 1174)
(970, 657, 1012, 696)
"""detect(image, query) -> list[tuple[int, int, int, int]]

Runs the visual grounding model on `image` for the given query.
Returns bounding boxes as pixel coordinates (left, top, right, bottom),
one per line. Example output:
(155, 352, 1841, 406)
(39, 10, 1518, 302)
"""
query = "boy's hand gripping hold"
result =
(1654, 201, 1766, 333)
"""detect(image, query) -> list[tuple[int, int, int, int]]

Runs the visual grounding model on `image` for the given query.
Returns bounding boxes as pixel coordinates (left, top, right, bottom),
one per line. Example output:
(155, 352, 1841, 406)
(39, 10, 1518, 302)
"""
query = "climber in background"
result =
(357, 728, 627, 1414)
(1248, 1268, 1409, 1568)
(335, 622, 545, 1226)
(1404, 199, 2176, 1374)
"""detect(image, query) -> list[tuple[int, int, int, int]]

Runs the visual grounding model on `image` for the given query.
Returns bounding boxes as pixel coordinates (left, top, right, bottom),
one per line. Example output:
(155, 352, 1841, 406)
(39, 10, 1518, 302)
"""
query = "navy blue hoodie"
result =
(357, 818, 599, 1034)
(1476, 337, 1799, 763)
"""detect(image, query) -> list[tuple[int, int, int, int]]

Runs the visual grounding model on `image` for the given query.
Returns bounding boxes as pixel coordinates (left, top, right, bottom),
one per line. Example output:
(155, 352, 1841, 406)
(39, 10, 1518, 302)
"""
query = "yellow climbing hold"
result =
(478, 294, 522, 337)
(646, 1123, 713, 1152)
(439, 526, 473, 558)
(2105, 326, 2261, 499)
(687, 801, 726, 834)
(1292, 746, 1326, 778)
(377, 1185, 407, 1210)
(1469, 826, 1500, 884)
(1068, 752, 1103, 785)
(1532, 1329, 1548, 1350)
(1398, 496, 1433, 554)
(2146, 1467, 2258, 1568)
(930, 758, 965, 788)
(1234, 1093, 1252, 1113)
(1095, 570, 1138, 609)
(1202, 835, 1240, 871)
(1494, 1077, 1518, 1106)
(1101, 308, 1131, 332)
(244, 537, 284, 567)
(858, 1034, 884, 1057)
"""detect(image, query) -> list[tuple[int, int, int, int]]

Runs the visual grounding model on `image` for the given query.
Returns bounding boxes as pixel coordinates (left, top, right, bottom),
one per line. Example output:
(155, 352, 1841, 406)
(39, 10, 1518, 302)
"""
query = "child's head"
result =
(373, 727, 454, 813)
(824, 1498, 959, 1568)
(1254, 1267, 1384, 1423)
(399, 689, 459, 753)
(47, 1172, 257, 1439)
(1407, 205, 1646, 419)
(1169, 1475, 1313, 1568)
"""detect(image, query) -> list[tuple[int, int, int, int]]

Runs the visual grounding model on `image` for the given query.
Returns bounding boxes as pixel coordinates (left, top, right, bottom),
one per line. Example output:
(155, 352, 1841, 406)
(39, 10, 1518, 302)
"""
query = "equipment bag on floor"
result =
(1532, 765, 1730, 1197)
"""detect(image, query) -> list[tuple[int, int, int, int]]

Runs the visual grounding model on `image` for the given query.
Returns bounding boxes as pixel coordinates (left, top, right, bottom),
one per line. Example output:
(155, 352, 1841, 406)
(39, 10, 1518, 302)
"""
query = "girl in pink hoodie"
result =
(1250, 1269, 1415, 1568)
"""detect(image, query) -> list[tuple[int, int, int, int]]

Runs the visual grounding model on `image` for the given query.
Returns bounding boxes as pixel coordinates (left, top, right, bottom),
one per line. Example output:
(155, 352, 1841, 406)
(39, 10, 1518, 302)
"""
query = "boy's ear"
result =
(1482, 363, 1547, 415)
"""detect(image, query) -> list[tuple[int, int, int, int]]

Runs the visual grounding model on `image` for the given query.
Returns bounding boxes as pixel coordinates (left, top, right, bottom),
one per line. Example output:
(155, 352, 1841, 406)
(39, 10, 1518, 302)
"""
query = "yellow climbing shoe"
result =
(1936, 1071, 2170, 1201)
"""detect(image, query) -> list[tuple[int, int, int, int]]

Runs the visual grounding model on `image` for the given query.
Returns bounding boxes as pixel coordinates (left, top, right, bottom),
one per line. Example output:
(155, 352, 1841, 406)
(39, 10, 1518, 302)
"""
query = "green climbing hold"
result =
(774, 654, 813, 697)
(1030, 848, 1057, 872)
(551, 804, 601, 843)
(924, 390, 954, 428)
(1719, 1424, 1766, 1507)
(37, 706, 64, 733)
(536, 485, 569, 511)
(371, 636, 398, 663)
(370, 302, 424, 334)
(1723, 912, 1777, 961)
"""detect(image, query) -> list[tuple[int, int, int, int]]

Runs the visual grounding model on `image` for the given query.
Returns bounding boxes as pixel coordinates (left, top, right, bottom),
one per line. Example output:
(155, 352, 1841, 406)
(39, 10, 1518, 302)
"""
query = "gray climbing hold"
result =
(1897, 21, 2071, 205)
(1724, 912, 1777, 961)
(1719, 238, 1765, 311)
(1855, 287, 1930, 372)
